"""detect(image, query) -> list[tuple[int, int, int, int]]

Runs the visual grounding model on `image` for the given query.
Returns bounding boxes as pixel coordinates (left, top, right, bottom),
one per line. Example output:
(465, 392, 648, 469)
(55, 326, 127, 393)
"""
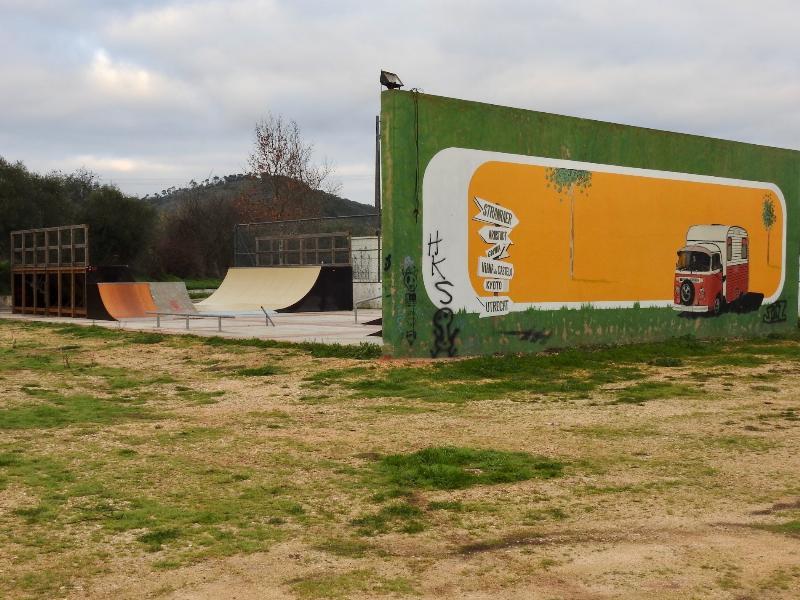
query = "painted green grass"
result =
(386, 300, 798, 358)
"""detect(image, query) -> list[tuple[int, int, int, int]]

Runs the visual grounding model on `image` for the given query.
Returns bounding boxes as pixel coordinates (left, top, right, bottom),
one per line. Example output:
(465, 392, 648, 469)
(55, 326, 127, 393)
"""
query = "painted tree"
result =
(762, 193, 776, 265)
(545, 166, 592, 279)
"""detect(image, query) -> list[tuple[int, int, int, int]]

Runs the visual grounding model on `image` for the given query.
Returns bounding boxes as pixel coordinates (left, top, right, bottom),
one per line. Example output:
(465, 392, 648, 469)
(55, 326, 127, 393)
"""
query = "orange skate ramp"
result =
(148, 282, 196, 314)
(197, 267, 323, 312)
(97, 283, 158, 319)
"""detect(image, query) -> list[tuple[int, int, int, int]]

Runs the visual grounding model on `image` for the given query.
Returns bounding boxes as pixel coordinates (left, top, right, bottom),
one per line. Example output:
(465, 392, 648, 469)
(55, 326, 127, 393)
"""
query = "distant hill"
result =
(144, 173, 376, 222)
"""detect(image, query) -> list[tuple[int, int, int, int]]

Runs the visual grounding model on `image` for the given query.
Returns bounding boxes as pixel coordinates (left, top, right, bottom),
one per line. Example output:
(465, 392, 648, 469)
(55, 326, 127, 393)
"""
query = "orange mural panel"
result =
(467, 161, 784, 305)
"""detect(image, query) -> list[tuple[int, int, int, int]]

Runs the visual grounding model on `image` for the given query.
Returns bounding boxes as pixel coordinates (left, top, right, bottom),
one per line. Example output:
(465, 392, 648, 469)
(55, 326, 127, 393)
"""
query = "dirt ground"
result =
(0, 320, 799, 599)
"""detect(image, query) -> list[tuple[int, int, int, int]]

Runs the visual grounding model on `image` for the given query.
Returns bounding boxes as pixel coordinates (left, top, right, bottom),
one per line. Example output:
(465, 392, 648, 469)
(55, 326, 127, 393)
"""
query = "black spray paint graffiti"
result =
(384, 254, 392, 272)
(427, 230, 459, 356)
(762, 300, 787, 324)
(427, 230, 454, 305)
(502, 329, 552, 343)
(431, 308, 460, 358)
(401, 257, 418, 345)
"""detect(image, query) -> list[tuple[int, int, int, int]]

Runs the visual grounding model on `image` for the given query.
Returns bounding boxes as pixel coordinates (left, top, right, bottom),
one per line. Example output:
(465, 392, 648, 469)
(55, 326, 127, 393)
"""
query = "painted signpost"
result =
(381, 90, 799, 358)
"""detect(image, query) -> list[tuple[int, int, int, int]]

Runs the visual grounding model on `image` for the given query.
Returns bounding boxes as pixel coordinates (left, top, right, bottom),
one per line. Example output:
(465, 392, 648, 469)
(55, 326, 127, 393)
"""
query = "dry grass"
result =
(1, 319, 799, 599)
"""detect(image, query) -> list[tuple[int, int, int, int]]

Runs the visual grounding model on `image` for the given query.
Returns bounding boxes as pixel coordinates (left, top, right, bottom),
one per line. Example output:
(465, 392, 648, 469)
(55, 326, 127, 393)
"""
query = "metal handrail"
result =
(354, 295, 382, 324)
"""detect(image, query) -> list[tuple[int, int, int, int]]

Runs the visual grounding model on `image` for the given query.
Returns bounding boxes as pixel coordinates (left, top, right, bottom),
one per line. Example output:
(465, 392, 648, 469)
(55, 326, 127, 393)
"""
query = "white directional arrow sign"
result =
(473, 197, 519, 228)
(483, 279, 509, 293)
(486, 243, 511, 260)
(477, 296, 512, 318)
(477, 256, 514, 280)
(478, 225, 513, 245)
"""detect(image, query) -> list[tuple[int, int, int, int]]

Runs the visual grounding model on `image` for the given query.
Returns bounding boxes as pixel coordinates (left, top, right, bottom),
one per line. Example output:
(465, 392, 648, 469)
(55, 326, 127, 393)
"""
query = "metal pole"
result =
(375, 115, 381, 212)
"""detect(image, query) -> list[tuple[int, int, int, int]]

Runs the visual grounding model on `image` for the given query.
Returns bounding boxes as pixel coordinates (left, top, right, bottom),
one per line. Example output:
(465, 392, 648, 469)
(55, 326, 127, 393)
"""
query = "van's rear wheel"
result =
(712, 294, 723, 316)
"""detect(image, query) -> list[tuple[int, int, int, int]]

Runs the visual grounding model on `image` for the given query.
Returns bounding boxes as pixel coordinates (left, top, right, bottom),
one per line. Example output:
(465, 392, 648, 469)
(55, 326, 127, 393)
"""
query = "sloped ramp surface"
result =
(97, 283, 158, 319)
(149, 282, 196, 313)
(197, 267, 322, 313)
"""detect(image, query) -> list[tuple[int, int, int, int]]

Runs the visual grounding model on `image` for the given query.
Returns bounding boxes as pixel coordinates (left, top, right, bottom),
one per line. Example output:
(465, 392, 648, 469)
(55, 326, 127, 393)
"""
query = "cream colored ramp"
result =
(197, 267, 322, 312)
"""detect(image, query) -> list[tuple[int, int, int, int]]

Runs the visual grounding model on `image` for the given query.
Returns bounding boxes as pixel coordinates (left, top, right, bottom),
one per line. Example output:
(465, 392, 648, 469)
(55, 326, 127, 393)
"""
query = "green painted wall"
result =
(381, 90, 799, 358)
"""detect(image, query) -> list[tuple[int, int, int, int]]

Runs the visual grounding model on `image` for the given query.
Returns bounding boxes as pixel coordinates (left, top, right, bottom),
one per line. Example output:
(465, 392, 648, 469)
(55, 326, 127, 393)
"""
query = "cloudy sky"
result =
(1, 0, 798, 205)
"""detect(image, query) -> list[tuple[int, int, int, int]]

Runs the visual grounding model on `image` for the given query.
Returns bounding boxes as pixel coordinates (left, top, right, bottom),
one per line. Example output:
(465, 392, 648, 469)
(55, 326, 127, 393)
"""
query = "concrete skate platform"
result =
(0, 310, 382, 346)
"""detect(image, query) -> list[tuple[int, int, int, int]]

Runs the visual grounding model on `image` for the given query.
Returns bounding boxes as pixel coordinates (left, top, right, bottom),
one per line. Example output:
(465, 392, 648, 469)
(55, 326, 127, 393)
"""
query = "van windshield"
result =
(676, 250, 711, 272)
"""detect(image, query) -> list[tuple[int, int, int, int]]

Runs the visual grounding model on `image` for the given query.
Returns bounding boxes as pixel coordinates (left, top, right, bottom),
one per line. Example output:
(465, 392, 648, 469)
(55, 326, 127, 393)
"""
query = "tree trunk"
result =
(767, 228, 771, 265)
(569, 188, 575, 279)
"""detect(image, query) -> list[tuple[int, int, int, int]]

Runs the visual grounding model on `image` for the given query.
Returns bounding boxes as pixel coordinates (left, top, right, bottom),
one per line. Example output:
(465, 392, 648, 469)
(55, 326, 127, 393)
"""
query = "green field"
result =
(1, 319, 799, 598)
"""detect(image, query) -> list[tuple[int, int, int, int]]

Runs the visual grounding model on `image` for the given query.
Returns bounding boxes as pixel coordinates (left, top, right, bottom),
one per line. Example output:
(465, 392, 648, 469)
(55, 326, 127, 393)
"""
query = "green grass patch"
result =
(306, 334, 800, 403)
(236, 365, 284, 377)
(428, 500, 464, 511)
(364, 404, 434, 415)
(176, 389, 226, 405)
(757, 520, 800, 537)
(314, 537, 374, 558)
(374, 446, 563, 491)
(613, 381, 698, 405)
(708, 435, 775, 452)
(523, 507, 568, 523)
(291, 569, 414, 599)
(202, 336, 381, 360)
(351, 502, 425, 536)
(183, 278, 222, 291)
(0, 394, 158, 429)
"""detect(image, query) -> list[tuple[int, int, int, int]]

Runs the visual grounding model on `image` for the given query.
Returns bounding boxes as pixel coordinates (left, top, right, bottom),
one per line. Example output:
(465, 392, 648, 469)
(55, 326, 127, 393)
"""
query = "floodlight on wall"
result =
(380, 70, 403, 89)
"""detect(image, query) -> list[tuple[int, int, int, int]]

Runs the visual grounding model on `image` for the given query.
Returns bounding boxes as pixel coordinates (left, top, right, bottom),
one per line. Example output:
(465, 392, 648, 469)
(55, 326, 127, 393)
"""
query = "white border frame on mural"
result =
(421, 147, 787, 315)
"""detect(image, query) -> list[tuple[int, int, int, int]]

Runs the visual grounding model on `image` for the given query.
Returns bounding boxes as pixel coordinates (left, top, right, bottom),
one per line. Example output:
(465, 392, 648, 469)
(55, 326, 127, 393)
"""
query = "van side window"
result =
(726, 238, 732, 261)
(712, 253, 721, 271)
(742, 237, 748, 259)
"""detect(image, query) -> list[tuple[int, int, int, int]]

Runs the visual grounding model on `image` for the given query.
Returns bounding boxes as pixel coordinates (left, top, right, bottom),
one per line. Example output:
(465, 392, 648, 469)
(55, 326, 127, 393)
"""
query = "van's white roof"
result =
(679, 243, 719, 254)
(686, 224, 747, 242)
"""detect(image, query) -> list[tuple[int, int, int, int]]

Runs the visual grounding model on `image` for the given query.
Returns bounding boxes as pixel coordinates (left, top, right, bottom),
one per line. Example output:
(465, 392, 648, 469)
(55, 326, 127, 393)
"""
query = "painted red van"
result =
(673, 225, 749, 315)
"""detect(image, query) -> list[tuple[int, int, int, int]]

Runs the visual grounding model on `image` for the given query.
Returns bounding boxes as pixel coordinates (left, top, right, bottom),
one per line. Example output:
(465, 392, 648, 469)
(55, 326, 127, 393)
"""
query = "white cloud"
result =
(87, 49, 155, 97)
(1, 0, 799, 204)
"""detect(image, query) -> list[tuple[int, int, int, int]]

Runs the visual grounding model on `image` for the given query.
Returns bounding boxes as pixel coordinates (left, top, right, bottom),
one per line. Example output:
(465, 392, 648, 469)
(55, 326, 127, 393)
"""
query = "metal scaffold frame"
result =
(10, 224, 90, 317)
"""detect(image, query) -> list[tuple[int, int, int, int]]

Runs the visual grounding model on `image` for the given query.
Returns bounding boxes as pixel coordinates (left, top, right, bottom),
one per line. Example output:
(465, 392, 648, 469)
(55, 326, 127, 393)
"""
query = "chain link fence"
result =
(234, 214, 383, 307)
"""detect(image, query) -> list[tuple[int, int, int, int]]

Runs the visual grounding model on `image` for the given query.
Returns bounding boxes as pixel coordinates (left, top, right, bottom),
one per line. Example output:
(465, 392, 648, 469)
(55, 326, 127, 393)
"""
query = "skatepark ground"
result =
(0, 309, 382, 346)
(0, 309, 381, 345)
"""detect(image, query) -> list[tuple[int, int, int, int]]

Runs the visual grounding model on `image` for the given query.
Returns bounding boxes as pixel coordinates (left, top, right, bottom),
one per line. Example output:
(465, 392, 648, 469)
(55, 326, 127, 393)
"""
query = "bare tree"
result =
(247, 113, 340, 218)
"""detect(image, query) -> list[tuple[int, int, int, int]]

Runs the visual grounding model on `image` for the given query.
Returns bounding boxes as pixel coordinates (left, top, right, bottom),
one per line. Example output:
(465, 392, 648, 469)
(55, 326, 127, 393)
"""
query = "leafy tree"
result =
(762, 193, 776, 265)
(247, 113, 340, 219)
(76, 187, 157, 266)
(545, 165, 592, 279)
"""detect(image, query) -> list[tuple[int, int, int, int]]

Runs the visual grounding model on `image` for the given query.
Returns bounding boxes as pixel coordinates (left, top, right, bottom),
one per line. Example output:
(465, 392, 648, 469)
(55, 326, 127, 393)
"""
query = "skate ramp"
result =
(97, 282, 158, 320)
(197, 267, 321, 312)
(149, 282, 196, 314)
